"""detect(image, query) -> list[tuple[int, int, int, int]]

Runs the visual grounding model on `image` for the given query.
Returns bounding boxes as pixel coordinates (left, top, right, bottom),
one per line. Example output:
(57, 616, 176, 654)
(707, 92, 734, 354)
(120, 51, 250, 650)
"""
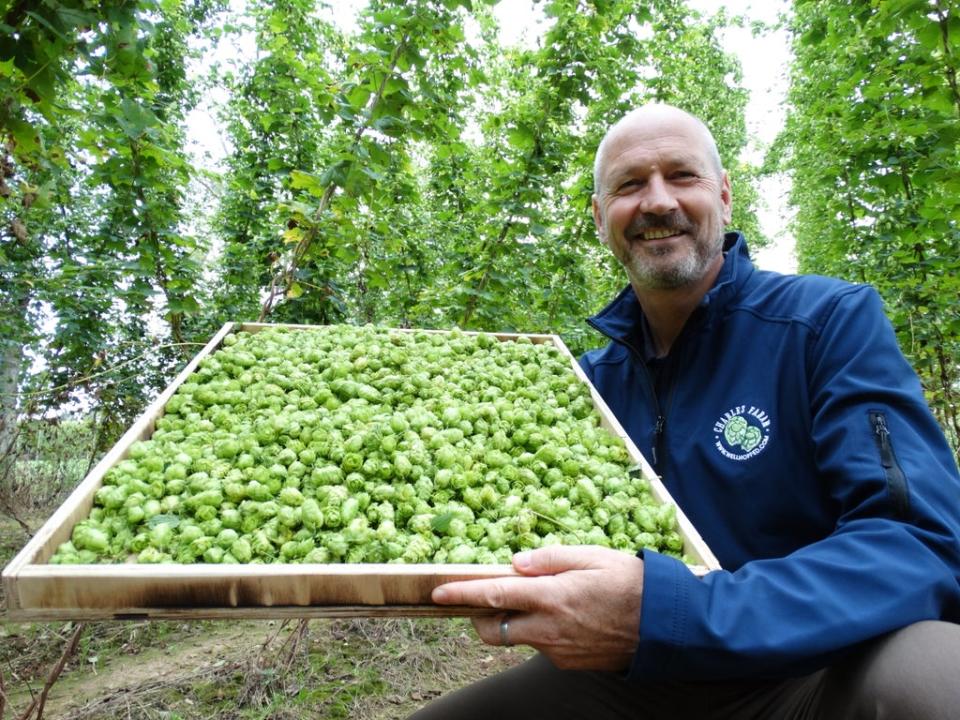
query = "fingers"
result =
(472, 612, 625, 670)
(471, 613, 516, 647)
(512, 544, 631, 577)
(473, 613, 512, 647)
(432, 574, 553, 611)
(472, 611, 549, 650)
(432, 546, 634, 608)
(454, 551, 644, 672)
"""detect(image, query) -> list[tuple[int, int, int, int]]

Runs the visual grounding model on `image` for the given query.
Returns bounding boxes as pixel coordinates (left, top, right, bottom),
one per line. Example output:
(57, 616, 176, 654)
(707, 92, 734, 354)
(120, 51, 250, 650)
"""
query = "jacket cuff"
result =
(627, 550, 692, 680)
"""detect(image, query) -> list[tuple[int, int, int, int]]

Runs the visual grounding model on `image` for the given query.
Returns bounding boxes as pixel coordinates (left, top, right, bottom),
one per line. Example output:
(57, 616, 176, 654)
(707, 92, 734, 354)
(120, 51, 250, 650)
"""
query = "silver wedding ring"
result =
(499, 616, 512, 647)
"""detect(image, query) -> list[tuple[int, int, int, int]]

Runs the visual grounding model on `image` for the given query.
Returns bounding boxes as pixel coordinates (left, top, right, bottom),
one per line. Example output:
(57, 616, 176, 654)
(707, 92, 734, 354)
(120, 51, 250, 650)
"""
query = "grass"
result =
(2, 617, 531, 719)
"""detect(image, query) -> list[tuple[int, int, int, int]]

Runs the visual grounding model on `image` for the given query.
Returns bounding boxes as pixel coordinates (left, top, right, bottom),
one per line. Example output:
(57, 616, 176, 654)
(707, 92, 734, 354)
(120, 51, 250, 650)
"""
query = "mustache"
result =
(625, 212, 693, 238)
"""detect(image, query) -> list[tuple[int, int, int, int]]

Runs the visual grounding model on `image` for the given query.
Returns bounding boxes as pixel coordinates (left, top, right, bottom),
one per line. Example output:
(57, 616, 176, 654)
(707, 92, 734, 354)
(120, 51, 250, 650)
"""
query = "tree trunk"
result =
(0, 297, 28, 464)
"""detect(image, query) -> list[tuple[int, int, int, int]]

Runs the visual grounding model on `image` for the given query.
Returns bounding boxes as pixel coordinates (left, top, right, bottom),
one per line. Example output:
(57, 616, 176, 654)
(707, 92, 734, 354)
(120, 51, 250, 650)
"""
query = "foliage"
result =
(775, 0, 960, 454)
(1, 0, 757, 510)
(0, 417, 97, 536)
(4, 1, 959, 714)
(1, 1, 225, 457)
(213, 0, 758, 353)
(8, 0, 954, 495)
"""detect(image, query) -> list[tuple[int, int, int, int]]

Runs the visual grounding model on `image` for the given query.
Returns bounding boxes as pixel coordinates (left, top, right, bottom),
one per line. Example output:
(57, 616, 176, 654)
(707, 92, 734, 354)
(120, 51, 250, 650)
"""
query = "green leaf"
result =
(167, 296, 201, 314)
(24, 10, 70, 44)
(431, 512, 456, 533)
(55, 7, 98, 29)
(147, 514, 181, 529)
(287, 282, 304, 299)
(915, 22, 941, 51)
(117, 99, 156, 138)
(319, 160, 350, 188)
(507, 125, 535, 149)
(289, 169, 325, 195)
(268, 14, 288, 34)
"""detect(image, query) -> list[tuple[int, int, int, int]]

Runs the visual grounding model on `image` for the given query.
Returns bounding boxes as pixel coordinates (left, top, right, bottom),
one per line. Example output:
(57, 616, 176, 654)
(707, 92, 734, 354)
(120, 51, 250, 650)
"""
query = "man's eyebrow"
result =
(608, 155, 705, 181)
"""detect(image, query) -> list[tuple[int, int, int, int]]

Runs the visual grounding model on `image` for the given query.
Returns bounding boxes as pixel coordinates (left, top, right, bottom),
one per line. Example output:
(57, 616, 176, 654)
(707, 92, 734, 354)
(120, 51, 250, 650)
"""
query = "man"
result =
(410, 105, 960, 718)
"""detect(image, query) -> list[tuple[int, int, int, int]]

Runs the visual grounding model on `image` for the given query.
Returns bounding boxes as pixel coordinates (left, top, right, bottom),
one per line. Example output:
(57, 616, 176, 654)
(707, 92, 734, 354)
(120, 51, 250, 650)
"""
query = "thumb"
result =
(512, 544, 615, 576)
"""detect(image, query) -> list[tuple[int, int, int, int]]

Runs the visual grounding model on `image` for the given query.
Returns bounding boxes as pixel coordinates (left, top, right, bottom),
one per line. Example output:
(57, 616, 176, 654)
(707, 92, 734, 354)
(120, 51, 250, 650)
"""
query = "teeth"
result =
(642, 228, 679, 240)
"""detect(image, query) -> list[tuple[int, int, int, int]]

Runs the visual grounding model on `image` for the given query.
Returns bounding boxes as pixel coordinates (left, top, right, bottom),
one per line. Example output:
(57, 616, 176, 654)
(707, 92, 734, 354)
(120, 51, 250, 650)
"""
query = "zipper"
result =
(586, 316, 681, 475)
(652, 415, 666, 467)
(631, 349, 667, 471)
(645, 331, 691, 473)
(627, 347, 667, 471)
(869, 411, 911, 519)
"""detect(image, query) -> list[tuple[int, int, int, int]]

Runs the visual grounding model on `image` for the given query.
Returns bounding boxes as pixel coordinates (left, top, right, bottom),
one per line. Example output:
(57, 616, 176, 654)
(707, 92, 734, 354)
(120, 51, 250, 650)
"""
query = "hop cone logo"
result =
(723, 415, 763, 452)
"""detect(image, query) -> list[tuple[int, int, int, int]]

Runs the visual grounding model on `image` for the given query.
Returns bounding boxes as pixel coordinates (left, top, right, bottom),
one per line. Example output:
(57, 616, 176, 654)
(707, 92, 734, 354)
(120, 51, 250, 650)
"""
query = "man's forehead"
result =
(607, 106, 706, 144)
(593, 105, 722, 190)
(601, 133, 711, 176)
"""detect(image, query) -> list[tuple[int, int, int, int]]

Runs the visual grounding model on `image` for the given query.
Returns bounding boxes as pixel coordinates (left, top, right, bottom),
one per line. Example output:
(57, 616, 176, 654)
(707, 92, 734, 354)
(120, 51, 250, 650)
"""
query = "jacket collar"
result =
(586, 232, 754, 349)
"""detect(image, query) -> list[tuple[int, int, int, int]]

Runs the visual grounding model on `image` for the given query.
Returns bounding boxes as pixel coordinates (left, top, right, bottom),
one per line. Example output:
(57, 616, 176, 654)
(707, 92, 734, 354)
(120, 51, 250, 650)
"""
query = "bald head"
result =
(593, 105, 723, 194)
(589, 103, 733, 293)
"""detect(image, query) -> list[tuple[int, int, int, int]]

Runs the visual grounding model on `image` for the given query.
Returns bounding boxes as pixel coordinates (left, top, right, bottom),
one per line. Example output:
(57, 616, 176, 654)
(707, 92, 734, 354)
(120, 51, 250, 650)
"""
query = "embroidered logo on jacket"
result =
(713, 405, 771, 460)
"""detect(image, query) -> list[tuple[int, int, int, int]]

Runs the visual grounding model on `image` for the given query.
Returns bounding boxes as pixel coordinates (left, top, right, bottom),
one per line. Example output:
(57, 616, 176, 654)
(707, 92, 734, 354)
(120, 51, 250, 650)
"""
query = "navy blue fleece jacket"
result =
(580, 232, 960, 680)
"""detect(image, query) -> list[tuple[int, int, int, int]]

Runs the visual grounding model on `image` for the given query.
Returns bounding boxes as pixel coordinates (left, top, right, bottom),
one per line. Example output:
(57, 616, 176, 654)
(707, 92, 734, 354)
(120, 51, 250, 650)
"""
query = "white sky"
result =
(489, 0, 797, 272)
(683, 0, 796, 273)
(186, 0, 797, 273)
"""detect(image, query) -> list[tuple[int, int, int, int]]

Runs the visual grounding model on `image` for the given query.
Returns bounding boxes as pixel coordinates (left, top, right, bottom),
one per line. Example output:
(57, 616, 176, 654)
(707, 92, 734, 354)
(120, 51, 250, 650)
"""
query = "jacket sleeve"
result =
(629, 286, 960, 681)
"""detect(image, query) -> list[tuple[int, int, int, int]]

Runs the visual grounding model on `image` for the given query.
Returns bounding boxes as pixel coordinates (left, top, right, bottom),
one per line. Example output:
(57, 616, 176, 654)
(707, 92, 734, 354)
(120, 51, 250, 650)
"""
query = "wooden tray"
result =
(2, 323, 719, 621)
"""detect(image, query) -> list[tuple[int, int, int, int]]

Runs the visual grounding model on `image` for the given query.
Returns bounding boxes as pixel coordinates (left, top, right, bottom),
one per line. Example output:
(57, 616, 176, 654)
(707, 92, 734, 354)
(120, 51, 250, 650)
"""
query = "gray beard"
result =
(624, 242, 712, 290)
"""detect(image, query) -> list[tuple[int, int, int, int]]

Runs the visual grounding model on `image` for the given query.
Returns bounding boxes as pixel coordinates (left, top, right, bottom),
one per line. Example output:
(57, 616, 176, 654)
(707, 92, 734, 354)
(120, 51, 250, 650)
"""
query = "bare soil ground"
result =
(1, 517, 532, 720)
(4, 618, 531, 720)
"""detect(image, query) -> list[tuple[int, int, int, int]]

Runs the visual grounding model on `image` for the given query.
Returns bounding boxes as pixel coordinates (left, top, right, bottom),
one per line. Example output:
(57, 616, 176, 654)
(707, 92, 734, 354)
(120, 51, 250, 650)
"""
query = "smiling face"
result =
(592, 107, 732, 291)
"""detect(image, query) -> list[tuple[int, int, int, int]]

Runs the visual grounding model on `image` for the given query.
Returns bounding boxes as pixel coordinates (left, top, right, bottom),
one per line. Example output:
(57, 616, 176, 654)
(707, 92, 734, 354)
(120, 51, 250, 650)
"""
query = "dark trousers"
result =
(409, 621, 960, 719)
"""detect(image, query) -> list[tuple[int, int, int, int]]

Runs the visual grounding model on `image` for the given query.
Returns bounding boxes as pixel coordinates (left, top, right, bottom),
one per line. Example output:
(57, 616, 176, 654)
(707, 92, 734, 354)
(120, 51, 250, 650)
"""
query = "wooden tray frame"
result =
(3, 322, 718, 621)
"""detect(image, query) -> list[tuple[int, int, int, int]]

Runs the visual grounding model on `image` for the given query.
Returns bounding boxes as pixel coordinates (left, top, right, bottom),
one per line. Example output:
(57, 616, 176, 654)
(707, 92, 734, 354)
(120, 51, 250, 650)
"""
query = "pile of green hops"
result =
(51, 326, 685, 565)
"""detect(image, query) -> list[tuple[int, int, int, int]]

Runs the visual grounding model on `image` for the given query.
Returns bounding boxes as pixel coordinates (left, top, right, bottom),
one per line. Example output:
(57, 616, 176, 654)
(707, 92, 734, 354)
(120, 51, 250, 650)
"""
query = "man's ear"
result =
(591, 194, 607, 244)
(721, 172, 733, 226)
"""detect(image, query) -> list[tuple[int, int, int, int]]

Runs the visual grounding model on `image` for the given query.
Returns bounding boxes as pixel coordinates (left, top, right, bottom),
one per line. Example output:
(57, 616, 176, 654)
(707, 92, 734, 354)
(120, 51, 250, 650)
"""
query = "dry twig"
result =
(16, 623, 85, 720)
(279, 619, 310, 673)
(237, 619, 311, 708)
(250, 618, 289, 658)
(1, 662, 7, 720)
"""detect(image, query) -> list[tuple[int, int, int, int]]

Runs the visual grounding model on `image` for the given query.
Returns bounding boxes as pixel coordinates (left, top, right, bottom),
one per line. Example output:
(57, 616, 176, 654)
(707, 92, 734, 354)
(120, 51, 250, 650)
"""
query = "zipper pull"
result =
(872, 413, 893, 468)
(874, 413, 888, 438)
(652, 415, 665, 466)
(870, 411, 911, 518)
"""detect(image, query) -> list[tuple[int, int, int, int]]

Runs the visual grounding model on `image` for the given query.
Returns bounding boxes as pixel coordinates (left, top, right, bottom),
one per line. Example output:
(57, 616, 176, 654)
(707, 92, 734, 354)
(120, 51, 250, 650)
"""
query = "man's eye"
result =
(672, 171, 696, 180)
(618, 179, 644, 190)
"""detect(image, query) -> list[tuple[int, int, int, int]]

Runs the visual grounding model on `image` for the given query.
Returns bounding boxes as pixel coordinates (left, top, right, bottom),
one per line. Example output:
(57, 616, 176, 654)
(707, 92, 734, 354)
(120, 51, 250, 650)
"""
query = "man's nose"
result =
(638, 175, 678, 216)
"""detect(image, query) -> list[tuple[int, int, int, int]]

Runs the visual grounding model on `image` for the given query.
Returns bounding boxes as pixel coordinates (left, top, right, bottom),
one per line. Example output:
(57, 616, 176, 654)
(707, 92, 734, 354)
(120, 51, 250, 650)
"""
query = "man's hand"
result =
(432, 545, 644, 671)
